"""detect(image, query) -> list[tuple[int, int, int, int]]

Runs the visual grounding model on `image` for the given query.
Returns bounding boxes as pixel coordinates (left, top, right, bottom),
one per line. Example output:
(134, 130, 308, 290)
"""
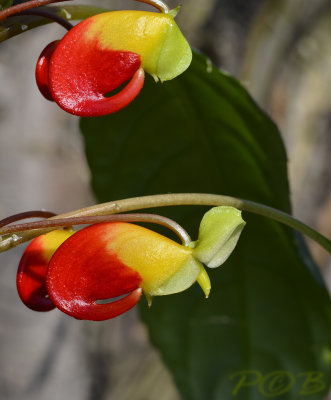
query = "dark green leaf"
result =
(80, 51, 331, 400)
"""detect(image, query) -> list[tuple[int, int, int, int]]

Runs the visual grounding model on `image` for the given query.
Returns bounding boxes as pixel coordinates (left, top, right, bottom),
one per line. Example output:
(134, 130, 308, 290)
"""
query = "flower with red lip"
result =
(16, 207, 245, 321)
(17, 229, 74, 312)
(35, 8, 192, 116)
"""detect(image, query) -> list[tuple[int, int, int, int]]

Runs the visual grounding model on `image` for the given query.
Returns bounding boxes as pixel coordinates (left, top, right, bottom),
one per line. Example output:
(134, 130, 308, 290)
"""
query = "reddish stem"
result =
(0, 212, 191, 245)
(0, 210, 56, 228)
(0, 0, 71, 22)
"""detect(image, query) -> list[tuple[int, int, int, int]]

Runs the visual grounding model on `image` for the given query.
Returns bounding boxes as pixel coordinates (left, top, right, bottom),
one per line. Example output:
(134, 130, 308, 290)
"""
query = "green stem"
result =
(0, 213, 191, 246)
(0, 193, 330, 253)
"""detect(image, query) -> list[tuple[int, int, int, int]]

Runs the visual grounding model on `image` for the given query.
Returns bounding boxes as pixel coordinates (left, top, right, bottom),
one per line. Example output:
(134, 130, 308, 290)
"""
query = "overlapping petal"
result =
(35, 10, 192, 116)
(16, 229, 74, 312)
(16, 207, 245, 321)
(46, 222, 203, 320)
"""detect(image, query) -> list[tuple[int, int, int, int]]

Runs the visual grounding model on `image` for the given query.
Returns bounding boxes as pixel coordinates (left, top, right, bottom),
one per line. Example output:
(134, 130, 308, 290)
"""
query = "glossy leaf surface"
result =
(80, 52, 331, 399)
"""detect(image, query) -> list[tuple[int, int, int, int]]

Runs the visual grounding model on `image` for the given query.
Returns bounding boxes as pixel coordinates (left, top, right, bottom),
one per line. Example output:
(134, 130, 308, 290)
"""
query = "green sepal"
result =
(169, 6, 181, 18)
(148, 255, 201, 296)
(192, 206, 246, 268)
(155, 16, 192, 82)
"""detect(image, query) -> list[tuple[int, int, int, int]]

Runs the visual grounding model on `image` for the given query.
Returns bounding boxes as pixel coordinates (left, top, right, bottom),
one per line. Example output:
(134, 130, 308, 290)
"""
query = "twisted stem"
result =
(0, 213, 191, 246)
(0, 193, 330, 253)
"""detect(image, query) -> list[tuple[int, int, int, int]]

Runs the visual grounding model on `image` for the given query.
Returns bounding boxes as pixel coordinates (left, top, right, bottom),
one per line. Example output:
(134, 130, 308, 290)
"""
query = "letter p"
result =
(230, 370, 262, 396)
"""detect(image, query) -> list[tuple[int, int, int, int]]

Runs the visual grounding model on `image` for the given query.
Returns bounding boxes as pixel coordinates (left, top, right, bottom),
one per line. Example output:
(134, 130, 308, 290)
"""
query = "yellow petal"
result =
(42, 229, 75, 260)
(105, 223, 200, 295)
(84, 11, 192, 81)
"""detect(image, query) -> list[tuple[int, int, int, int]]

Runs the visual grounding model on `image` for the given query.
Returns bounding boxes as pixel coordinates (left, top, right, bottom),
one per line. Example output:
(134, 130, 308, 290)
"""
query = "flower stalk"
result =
(0, 210, 56, 227)
(0, 193, 330, 253)
(0, 213, 191, 246)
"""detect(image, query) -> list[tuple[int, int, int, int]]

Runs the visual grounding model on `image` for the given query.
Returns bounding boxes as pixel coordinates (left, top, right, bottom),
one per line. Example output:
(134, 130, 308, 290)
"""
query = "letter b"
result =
(298, 371, 326, 395)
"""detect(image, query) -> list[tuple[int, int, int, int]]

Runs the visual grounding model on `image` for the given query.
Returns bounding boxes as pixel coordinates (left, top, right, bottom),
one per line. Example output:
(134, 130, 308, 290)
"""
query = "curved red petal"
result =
(67, 67, 145, 117)
(60, 288, 142, 321)
(17, 236, 55, 312)
(47, 224, 143, 320)
(48, 19, 143, 116)
(35, 40, 59, 102)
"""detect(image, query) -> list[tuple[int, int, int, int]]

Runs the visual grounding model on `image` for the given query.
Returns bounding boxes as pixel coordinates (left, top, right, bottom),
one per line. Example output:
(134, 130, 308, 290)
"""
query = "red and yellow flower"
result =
(36, 8, 192, 116)
(17, 207, 245, 321)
